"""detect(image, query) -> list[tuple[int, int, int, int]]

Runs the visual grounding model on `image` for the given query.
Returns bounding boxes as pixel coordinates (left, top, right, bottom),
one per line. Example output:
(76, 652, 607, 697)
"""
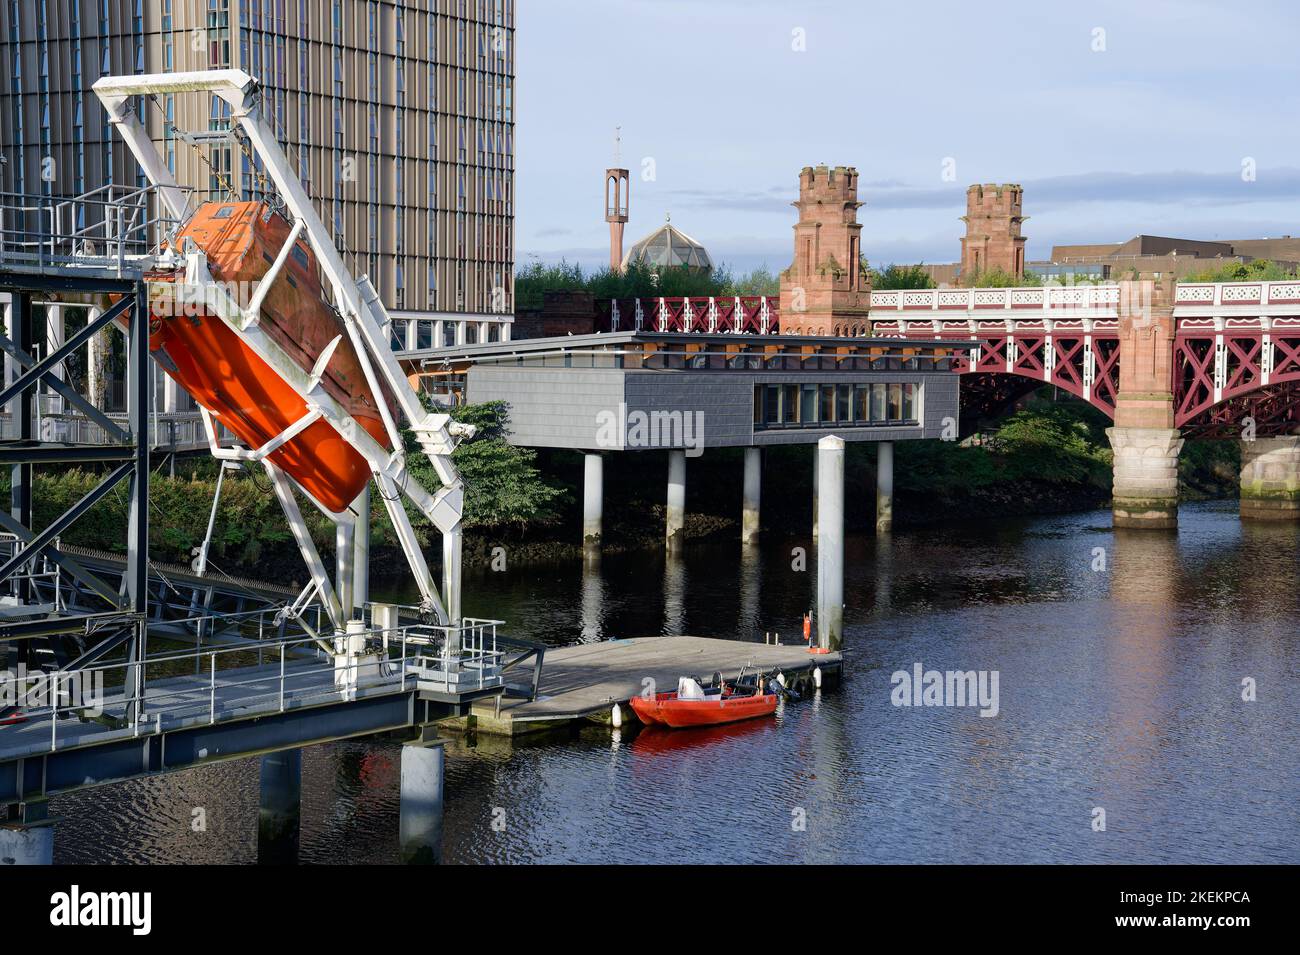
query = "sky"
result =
(515, 0, 1300, 275)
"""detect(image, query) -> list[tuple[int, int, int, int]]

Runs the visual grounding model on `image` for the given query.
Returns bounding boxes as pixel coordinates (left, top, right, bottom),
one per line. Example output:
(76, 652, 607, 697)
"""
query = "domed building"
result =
(621, 215, 713, 271)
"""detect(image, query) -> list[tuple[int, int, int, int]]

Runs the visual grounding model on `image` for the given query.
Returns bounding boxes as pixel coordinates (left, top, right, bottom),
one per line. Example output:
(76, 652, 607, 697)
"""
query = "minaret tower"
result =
(605, 127, 630, 272)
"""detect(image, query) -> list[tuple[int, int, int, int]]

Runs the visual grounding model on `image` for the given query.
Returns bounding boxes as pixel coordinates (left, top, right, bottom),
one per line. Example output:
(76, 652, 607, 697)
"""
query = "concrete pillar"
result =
(1107, 427, 1182, 529)
(455, 321, 467, 346)
(665, 449, 686, 553)
(875, 441, 894, 534)
(0, 823, 53, 865)
(335, 511, 355, 619)
(811, 450, 819, 543)
(501, 322, 511, 342)
(86, 308, 110, 410)
(399, 738, 446, 864)
(1239, 435, 1300, 520)
(582, 452, 603, 557)
(162, 370, 180, 414)
(442, 530, 462, 629)
(741, 446, 761, 546)
(1109, 280, 1180, 528)
(816, 435, 845, 651)
(353, 483, 370, 606)
(44, 304, 65, 414)
(257, 749, 301, 865)
(0, 801, 53, 865)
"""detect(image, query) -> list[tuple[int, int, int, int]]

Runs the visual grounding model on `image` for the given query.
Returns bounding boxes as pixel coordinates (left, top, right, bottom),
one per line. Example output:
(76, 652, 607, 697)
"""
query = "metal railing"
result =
(0, 611, 508, 753)
(0, 403, 211, 448)
(0, 184, 193, 275)
(0, 532, 63, 613)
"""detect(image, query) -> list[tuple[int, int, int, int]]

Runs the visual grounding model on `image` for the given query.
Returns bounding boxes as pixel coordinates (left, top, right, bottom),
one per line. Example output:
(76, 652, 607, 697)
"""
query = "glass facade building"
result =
(0, 0, 515, 327)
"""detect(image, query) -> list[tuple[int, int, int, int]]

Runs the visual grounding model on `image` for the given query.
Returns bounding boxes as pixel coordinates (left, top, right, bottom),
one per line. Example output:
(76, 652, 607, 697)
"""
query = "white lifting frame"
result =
(94, 70, 471, 630)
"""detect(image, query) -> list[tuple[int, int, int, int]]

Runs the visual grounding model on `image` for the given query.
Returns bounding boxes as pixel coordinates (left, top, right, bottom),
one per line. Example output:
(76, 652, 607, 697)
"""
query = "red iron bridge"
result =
(605, 281, 1300, 437)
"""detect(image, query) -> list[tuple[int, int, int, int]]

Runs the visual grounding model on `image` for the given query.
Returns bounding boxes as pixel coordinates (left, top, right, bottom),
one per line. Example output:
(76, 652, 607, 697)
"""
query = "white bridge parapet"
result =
(1172, 281, 1300, 330)
(870, 282, 1300, 336)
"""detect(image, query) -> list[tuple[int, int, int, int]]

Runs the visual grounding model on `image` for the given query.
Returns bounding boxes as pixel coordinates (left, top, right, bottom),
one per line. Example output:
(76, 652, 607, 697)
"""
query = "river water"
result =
(49, 502, 1298, 864)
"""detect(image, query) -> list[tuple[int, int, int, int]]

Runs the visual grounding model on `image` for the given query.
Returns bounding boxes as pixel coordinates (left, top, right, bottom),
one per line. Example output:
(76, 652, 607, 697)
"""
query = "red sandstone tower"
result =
(605, 168, 630, 272)
(778, 165, 871, 336)
(959, 183, 1027, 282)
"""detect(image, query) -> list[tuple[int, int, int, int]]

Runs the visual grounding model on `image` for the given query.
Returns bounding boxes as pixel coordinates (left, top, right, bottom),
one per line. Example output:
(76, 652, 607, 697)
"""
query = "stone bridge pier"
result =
(1239, 435, 1300, 520)
(1106, 283, 1183, 529)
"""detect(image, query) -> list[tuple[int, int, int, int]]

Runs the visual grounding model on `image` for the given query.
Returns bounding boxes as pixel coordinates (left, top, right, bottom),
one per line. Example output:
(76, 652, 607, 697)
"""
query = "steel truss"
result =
(92, 70, 475, 637)
(0, 270, 150, 715)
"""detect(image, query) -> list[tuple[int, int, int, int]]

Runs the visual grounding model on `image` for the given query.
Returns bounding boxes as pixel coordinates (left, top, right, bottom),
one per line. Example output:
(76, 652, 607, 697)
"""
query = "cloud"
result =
(658, 168, 1300, 218)
(869, 168, 1300, 213)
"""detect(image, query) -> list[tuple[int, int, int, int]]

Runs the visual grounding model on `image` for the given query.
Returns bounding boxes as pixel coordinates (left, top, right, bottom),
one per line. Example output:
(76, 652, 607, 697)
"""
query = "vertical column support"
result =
(741, 446, 761, 546)
(124, 284, 150, 612)
(0, 802, 53, 865)
(257, 748, 302, 865)
(816, 435, 845, 652)
(876, 441, 894, 535)
(665, 449, 686, 554)
(1, 294, 14, 421)
(811, 449, 819, 544)
(1239, 435, 1300, 521)
(335, 508, 356, 621)
(86, 307, 110, 410)
(353, 483, 370, 610)
(9, 294, 32, 555)
(399, 737, 446, 865)
(582, 452, 603, 558)
(43, 304, 65, 414)
(120, 287, 152, 724)
(1108, 281, 1181, 529)
(442, 529, 462, 633)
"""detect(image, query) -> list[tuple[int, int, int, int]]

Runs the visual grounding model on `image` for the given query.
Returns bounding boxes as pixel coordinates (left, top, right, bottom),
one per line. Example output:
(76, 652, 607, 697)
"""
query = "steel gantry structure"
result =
(1, 267, 153, 704)
(90, 69, 476, 634)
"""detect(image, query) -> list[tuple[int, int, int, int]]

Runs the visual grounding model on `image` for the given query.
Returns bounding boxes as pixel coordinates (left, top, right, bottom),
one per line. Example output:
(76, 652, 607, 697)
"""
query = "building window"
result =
(753, 382, 920, 431)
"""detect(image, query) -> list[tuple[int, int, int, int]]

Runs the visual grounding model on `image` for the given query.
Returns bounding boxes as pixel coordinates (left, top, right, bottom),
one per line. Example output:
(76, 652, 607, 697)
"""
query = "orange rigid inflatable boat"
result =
(629, 685, 778, 729)
(146, 201, 390, 512)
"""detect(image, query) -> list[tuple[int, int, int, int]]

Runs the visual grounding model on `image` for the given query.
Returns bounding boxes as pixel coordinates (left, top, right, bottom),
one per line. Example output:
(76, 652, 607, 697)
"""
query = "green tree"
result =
(968, 267, 1044, 288)
(404, 400, 566, 531)
(1181, 259, 1298, 283)
(515, 258, 779, 306)
(868, 263, 936, 290)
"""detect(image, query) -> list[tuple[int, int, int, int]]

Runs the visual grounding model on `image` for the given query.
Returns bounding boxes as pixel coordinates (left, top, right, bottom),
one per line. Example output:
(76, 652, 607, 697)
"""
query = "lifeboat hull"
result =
(147, 201, 390, 512)
(628, 691, 777, 729)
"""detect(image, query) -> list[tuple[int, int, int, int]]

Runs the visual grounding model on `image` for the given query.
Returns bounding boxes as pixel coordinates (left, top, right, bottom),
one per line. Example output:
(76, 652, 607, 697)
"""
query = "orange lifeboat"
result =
(146, 201, 390, 512)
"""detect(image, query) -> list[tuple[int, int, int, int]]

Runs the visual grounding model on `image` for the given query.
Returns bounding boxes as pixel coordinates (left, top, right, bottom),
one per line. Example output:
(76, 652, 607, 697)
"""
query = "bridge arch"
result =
(950, 329, 1121, 419)
(1173, 325, 1300, 432)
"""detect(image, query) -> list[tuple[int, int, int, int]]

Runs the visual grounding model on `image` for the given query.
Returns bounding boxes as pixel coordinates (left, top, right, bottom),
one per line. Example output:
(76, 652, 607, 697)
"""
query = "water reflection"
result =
(579, 558, 605, 643)
(47, 503, 1299, 864)
(662, 553, 686, 635)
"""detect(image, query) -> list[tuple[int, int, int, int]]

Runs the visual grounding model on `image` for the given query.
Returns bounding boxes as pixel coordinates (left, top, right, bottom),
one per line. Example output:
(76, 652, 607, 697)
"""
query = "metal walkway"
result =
(0, 615, 529, 804)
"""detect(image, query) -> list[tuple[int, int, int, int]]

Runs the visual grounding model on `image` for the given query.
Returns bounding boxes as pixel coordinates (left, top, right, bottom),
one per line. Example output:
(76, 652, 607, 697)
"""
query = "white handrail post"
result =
(50, 670, 59, 751)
